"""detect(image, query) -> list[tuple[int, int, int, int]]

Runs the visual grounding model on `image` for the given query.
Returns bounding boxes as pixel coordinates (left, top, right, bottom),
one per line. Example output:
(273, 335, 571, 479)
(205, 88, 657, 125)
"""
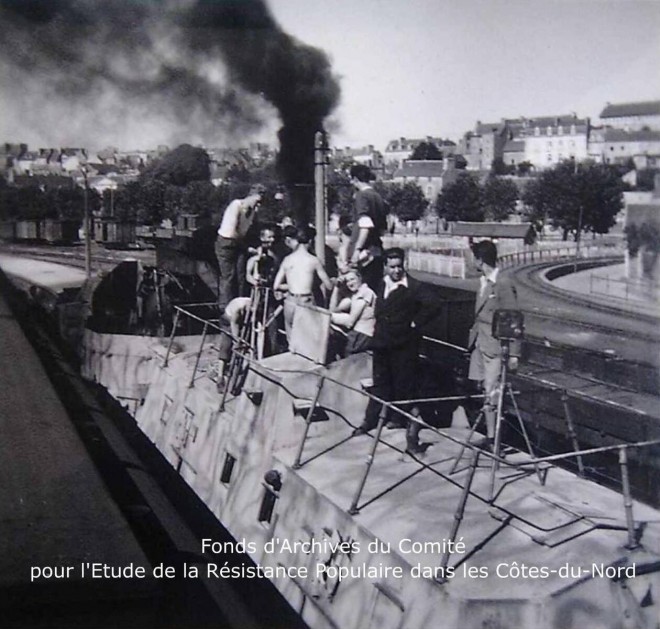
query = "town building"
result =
(331, 145, 384, 174)
(383, 136, 456, 170)
(392, 157, 460, 203)
(459, 122, 509, 171)
(520, 115, 589, 169)
(623, 174, 660, 285)
(589, 128, 660, 168)
(502, 139, 526, 169)
(600, 100, 660, 132)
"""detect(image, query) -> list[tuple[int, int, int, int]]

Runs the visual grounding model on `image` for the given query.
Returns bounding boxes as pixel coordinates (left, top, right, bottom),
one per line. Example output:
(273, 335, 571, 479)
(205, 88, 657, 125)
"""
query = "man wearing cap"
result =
(215, 184, 265, 310)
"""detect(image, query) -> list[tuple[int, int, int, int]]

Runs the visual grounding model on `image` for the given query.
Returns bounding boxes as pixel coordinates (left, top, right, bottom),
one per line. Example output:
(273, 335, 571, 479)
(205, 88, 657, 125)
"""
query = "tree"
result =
(453, 154, 468, 170)
(636, 168, 660, 191)
(327, 170, 354, 219)
(377, 181, 427, 222)
(516, 161, 534, 176)
(578, 162, 624, 236)
(521, 160, 623, 240)
(491, 157, 514, 176)
(141, 144, 211, 187)
(481, 177, 518, 221)
(434, 173, 483, 222)
(410, 141, 444, 161)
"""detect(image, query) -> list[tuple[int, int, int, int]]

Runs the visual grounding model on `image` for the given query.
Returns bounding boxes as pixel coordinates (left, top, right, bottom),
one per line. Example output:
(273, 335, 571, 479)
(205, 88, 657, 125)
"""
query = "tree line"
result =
(0, 143, 638, 244)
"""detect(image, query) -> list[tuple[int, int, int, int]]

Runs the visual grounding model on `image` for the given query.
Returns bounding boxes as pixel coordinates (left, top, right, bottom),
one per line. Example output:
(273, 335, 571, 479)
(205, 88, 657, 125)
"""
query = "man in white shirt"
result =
(353, 248, 442, 455)
(215, 184, 265, 310)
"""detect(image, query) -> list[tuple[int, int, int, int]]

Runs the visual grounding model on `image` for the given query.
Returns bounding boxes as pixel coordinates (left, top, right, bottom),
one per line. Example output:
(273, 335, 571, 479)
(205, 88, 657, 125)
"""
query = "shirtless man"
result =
(273, 225, 333, 340)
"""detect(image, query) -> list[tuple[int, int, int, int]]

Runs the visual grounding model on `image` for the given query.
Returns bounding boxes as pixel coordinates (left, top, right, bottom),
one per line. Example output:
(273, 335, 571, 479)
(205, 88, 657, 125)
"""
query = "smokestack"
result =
(0, 0, 341, 208)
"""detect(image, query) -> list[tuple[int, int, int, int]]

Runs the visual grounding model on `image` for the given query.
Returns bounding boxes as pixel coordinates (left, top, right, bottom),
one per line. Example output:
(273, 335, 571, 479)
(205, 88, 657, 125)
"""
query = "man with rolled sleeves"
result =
(215, 184, 265, 310)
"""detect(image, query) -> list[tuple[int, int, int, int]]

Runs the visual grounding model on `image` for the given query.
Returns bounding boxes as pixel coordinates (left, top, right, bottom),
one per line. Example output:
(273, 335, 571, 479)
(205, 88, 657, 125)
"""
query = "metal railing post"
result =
(292, 377, 325, 470)
(619, 446, 639, 550)
(348, 403, 388, 515)
(163, 308, 181, 367)
(561, 390, 584, 476)
(437, 449, 480, 582)
(188, 321, 208, 388)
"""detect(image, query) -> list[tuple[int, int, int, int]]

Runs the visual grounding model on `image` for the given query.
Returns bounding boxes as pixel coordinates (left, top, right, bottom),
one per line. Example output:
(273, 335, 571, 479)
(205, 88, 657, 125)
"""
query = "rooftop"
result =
(602, 128, 660, 142)
(393, 160, 445, 178)
(450, 221, 536, 240)
(601, 100, 660, 119)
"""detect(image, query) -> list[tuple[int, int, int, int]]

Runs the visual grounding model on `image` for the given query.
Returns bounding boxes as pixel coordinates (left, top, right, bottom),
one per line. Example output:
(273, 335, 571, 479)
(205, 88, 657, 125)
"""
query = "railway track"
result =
(511, 259, 659, 342)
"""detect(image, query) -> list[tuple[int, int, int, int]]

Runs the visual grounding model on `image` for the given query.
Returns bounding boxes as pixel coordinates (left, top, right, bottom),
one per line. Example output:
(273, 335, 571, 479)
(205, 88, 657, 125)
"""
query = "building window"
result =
(220, 453, 236, 484)
(534, 127, 540, 136)
(558, 126, 564, 135)
(546, 126, 553, 136)
(570, 125, 576, 135)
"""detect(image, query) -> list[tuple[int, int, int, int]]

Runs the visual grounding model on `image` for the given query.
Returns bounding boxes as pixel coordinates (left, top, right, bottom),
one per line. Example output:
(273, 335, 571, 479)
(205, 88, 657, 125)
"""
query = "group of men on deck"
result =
(214, 166, 519, 455)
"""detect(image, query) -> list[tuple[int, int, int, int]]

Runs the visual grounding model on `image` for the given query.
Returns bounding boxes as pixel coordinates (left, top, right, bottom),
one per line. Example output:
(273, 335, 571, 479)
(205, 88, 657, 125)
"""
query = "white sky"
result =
(2, 0, 659, 153)
(269, 0, 660, 150)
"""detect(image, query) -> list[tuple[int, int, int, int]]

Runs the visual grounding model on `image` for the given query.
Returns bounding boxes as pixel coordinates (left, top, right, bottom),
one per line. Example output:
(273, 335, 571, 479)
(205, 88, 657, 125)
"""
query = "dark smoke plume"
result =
(0, 0, 340, 208)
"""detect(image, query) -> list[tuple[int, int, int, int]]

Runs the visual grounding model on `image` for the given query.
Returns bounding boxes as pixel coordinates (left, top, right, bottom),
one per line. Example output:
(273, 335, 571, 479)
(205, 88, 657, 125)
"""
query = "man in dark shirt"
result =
(346, 164, 386, 291)
(352, 248, 440, 454)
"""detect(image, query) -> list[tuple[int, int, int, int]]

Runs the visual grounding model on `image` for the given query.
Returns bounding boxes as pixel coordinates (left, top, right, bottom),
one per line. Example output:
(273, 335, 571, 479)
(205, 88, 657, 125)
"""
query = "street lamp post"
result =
(82, 168, 91, 278)
(572, 157, 583, 273)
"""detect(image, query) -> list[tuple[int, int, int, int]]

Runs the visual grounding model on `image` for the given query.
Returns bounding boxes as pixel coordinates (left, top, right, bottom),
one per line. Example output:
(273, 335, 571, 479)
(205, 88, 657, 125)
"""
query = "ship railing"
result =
(163, 303, 250, 392)
(160, 306, 657, 567)
(227, 347, 660, 569)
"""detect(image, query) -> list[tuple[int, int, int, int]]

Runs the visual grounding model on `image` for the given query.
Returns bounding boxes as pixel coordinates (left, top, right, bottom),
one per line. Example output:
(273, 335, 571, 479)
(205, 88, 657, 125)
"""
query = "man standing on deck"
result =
(346, 164, 386, 291)
(273, 225, 333, 342)
(215, 184, 266, 310)
(468, 240, 521, 450)
(352, 248, 441, 455)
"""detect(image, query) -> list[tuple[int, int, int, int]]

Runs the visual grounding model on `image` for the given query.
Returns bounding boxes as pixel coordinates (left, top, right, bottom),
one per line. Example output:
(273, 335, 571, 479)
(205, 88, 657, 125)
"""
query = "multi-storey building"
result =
(589, 128, 660, 168)
(600, 100, 660, 132)
(520, 115, 590, 169)
(332, 145, 384, 173)
(391, 157, 460, 203)
(459, 122, 509, 171)
(383, 136, 456, 170)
